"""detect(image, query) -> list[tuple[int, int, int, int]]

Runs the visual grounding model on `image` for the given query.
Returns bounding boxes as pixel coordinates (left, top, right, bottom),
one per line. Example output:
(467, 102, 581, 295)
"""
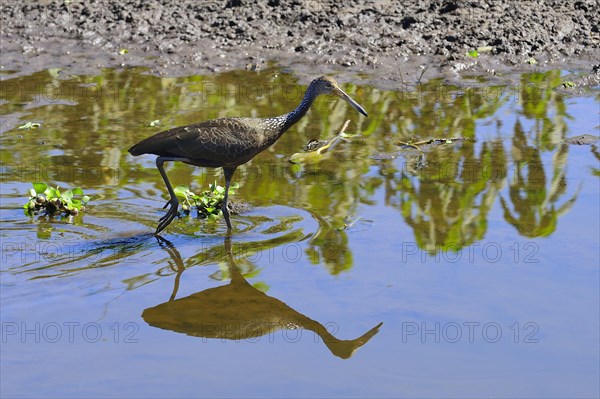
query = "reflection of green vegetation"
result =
(592, 145, 600, 177)
(500, 121, 577, 237)
(388, 140, 507, 254)
(369, 77, 509, 254)
(497, 71, 577, 237)
(0, 68, 592, 265)
(306, 213, 353, 275)
(518, 71, 569, 150)
(380, 70, 584, 252)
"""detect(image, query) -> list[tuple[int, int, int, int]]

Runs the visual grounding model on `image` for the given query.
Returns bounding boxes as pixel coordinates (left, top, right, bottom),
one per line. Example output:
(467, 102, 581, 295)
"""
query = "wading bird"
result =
(129, 76, 368, 234)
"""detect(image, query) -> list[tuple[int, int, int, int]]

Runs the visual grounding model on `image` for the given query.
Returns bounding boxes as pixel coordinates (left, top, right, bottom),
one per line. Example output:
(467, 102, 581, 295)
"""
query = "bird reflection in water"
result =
(142, 237, 382, 359)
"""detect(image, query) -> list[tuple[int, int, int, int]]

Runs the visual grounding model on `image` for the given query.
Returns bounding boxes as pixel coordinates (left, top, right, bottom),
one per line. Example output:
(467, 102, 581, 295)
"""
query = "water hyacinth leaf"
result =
(24, 182, 91, 217)
(33, 182, 47, 194)
(174, 185, 189, 194)
(45, 187, 59, 199)
(24, 199, 35, 210)
(174, 185, 190, 200)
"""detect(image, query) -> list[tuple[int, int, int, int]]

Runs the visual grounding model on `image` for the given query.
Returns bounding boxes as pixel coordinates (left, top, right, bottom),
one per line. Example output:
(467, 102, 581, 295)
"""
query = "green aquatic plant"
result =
(24, 182, 90, 217)
(174, 181, 239, 219)
(466, 49, 479, 58)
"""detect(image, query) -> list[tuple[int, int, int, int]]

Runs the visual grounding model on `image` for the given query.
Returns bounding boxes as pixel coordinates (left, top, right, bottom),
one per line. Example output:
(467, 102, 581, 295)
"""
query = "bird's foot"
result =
(156, 199, 179, 235)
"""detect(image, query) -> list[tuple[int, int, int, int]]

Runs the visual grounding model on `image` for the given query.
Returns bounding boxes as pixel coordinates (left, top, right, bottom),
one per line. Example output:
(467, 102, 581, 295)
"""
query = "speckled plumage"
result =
(129, 79, 320, 167)
(128, 75, 367, 234)
(130, 115, 293, 167)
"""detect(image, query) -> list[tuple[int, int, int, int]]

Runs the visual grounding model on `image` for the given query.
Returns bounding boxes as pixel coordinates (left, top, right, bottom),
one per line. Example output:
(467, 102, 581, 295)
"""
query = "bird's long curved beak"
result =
(334, 88, 368, 117)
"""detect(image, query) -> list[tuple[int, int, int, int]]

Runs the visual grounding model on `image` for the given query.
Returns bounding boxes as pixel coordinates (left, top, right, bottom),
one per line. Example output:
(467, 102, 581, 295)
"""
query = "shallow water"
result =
(1, 67, 598, 398)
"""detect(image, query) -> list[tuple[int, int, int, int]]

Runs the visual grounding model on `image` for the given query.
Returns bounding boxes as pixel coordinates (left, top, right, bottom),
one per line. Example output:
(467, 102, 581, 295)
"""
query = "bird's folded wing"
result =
(128, 119, 260, 164)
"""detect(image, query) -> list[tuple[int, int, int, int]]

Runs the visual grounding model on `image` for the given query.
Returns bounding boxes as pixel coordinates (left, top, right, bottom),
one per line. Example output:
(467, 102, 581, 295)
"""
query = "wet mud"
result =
(1, 0, 599, 87)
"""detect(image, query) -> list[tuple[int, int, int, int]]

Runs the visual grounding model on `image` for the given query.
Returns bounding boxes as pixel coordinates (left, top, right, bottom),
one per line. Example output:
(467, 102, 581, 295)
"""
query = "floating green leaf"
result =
(33, 182, 47, 194)
(174, 185, 190, 198)
(62, 190, 73, 200)
(44, 186, 59, 198)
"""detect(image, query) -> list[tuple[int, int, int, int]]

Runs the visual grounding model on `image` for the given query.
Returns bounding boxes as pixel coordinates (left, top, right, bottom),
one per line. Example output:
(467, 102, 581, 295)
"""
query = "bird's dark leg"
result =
(155, 157, 184, 235)
(222, 167, 236, 231)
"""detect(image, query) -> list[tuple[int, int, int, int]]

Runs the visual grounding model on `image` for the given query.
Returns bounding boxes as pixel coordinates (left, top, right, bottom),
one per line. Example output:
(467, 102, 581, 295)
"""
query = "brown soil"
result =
(1, 0, 599, 87)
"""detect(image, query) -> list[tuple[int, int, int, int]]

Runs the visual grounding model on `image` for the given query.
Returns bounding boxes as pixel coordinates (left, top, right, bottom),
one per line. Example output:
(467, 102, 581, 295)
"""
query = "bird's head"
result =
(311, 76, 368, 117)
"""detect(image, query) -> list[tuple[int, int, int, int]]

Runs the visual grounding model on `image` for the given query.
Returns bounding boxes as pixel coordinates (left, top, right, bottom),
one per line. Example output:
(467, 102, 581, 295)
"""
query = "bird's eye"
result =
(325, 82, 332, 88)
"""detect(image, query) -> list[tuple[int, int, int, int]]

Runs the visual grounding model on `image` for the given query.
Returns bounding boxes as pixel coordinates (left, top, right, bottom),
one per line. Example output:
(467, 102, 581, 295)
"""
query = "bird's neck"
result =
(281, 84, 319, 132)
(261, 83, 318, 147)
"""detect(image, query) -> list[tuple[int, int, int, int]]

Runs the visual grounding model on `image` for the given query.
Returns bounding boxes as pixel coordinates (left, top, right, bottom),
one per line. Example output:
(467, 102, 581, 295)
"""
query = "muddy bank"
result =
(1, 0, 599, 87)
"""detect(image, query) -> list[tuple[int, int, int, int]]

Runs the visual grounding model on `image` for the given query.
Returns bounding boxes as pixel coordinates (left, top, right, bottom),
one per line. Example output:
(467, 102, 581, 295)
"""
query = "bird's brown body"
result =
(129, 76, 367, 234)
(130, 117, 289, 168)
